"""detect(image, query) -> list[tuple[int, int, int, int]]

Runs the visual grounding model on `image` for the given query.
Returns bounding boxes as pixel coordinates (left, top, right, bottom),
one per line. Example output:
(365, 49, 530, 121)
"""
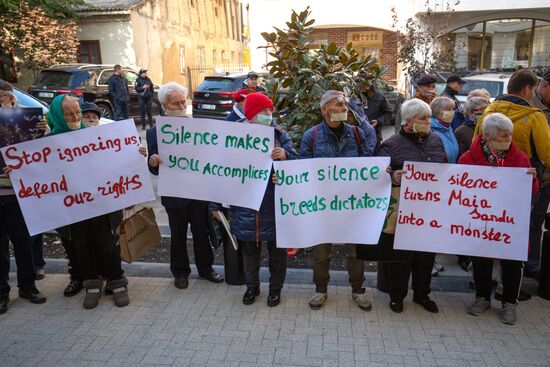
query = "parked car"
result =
(28, 64, 161, 120)
(192, 72, 268, 120)
(13, 86, 113, 124)
(455, 73, 512, 106)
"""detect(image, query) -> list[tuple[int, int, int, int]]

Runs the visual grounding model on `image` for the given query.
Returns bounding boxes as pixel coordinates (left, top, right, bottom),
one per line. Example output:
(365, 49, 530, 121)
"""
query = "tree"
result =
(261, 7, 383, 143)
(0, 1, 80, 77)
(391, 0, 462, 81)
(0, 0, 86, 19)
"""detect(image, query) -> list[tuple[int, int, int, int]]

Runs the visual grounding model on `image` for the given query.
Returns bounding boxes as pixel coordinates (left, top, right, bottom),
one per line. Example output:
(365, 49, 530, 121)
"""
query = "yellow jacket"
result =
(473, 96, 550, 168)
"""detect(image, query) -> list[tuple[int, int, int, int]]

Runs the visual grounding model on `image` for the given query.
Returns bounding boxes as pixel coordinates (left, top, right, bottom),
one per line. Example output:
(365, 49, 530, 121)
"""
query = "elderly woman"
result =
(148, 82, 224, 290)
(454, 97, 489, 159)
(211, 92, 298, 307)
(430, 96, 460, 164)
(460, 113, 537, 325)
(374, 98, 447, 313)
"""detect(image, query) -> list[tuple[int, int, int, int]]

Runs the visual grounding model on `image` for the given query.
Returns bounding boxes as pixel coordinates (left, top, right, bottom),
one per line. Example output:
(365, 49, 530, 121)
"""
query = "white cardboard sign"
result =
(394, 161, 532, 261)
(274, 157, 391, 248)
(0, 119, 155, 235)
(156, 117, 274, 210)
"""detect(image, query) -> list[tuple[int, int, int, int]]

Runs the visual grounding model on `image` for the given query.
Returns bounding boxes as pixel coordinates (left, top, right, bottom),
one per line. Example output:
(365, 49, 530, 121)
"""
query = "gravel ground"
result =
(42, 233, 377, 271)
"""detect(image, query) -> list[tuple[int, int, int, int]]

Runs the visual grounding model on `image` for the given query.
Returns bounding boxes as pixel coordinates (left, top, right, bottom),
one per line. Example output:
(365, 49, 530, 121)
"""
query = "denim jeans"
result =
(114, 100, 129, 121)
(139, 97, 153, 129)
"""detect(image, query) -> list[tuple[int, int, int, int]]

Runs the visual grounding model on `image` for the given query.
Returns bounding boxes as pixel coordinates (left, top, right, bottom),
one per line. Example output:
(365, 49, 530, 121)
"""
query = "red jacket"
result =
(459, 135, 539, 195)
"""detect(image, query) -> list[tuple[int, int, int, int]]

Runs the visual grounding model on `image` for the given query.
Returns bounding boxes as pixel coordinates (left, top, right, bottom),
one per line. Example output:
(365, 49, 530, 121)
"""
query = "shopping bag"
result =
(117, 207, 161, 263)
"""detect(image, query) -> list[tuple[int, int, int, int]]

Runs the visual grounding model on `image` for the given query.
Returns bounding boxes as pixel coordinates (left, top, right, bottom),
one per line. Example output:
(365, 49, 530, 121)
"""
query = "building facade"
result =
(76, 0, 248, 91)
(307, 26, 398, 85)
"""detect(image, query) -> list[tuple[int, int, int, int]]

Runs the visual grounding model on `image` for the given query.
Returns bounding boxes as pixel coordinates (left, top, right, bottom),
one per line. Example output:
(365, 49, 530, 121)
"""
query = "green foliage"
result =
(260, 7, 383, 144)
(0, 0, 87, 19)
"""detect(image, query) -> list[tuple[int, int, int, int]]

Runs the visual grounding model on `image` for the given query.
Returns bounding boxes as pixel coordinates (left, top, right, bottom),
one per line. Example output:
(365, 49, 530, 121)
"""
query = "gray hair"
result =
(463, 97, 488, 114)
(482, 113, 513, 138)
(467, 88, 490, 100)
(430, 96, 455, 118)
(400, 98, 431, 125)
(320, 90, 345, 108)
(158, 82, 188, 105)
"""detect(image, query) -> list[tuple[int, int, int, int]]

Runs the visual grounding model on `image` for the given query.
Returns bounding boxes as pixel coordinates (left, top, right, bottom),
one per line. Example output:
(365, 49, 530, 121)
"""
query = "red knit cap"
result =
(244, 92, 273, 120)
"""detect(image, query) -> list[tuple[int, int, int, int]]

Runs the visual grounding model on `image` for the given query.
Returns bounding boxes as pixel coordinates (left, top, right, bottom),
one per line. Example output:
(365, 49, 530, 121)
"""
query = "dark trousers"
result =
(387, 250, 435, 301)
(472, 257, 523, 304)
(139, 97, 153, 129)
(2, 233, 44, 274)
(166, 201, 214, 278)
(0, 196, 35, 295)
(240, 240, 287, 291)
(114, 100, 129, 121)
(528, 185, 550, 272)
(71, 214, 122, 281)
(61, 237, 82, 281)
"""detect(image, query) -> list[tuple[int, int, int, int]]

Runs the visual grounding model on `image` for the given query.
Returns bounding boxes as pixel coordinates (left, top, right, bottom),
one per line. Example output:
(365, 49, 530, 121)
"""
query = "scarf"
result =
(481, 138, 506, 167)
(415, 91, 434, 105)
(48, 95, 84, 135)
(233, 104, 246, 119)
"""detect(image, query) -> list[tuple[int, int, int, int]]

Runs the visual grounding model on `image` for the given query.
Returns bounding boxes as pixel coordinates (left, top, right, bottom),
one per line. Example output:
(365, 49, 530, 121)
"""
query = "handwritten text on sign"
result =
(394, 162, 532, 261)
(157, 117, 274, 210)
(274, 157, 391, 248)
(0, 119, 155, 235)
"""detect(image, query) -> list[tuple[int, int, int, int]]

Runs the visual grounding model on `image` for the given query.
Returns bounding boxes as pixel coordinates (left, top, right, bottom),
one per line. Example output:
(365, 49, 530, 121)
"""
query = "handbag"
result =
(117, 207, 161, 263)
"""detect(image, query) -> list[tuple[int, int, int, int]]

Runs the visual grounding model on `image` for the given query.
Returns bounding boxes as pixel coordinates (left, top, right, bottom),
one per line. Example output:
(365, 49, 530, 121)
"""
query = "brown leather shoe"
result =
(174, 277, 189, 289)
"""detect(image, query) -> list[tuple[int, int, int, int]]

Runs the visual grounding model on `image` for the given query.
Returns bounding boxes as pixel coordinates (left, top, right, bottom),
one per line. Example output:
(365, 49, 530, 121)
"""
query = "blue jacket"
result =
(430, 117, 460, 163)
(210, 123, 298, 242)
(300, 121, 370, 158)
(108, 74, 129, 103)
(225, 105, 246, 122)
(348, 99, 377, 156)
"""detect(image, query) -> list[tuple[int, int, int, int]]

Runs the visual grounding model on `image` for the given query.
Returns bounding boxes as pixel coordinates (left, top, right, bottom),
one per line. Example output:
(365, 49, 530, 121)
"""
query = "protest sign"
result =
(0, 107, 45, 193)
(274, 157, 391, 248)
(156, 117, 274, 210)
(394, 161, 532, 261)
(0, 119, 155, 235)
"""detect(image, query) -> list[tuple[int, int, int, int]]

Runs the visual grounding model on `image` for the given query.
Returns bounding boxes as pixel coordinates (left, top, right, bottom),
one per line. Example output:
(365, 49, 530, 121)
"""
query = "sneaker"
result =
(309, 292, 327, 310)
(468, 297, 491, 316)
(242, 287, 260, 305)
(64, 279, 83, 297)
(267, 290, 281, 307)
(35, 268, 45, 280)
(500, 303, 517, 325)
(352, 290, 372, 311)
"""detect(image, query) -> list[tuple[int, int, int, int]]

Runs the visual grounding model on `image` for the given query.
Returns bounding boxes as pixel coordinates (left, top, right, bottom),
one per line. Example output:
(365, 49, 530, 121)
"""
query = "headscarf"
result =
(48, 95, 84, 135)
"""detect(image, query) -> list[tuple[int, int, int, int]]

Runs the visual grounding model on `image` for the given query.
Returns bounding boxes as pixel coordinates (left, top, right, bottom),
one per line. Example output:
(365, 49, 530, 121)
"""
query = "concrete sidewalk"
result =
(1, 259, 550, 367)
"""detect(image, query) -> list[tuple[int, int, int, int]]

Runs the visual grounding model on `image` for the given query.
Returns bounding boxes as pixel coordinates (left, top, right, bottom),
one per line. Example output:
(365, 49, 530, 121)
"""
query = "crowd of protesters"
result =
(0, 67, 549, 327)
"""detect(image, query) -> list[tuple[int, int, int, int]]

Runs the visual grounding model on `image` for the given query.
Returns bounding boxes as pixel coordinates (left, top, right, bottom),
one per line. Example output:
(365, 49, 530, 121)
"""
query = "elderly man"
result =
(300, 90, 372, 312)
(147, 82, 223, 289)
(474, 70, 550, 278)
(241, 71, 266, 92)
(395, 74, 437, 133)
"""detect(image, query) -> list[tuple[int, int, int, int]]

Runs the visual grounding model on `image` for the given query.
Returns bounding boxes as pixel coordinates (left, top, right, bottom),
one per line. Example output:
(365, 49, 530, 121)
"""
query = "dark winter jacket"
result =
(134, 76, 154, 99)
(348, 99, 377, 156)
(360, 90, 392, 144)
(376, 129, 447, 172)
(459, 135, 538, 195)
(300, 121, 370, 158)
(107, 73, 129, 103)
(225, 105, 246, 122)
(240, 82, 267, 93)
(454, 115, 476, 159)
(441, 85, 460, 108)
(210, 123, 298, 242)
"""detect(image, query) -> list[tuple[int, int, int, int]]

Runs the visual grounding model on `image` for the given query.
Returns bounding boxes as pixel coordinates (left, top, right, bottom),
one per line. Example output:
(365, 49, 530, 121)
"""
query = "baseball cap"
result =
(446, 75, 465, 84)
(247, 71, 259, 79)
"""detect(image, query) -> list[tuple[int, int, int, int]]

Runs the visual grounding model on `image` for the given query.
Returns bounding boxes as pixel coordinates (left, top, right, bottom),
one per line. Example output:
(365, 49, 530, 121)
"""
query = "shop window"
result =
(532, 20, 550, 71)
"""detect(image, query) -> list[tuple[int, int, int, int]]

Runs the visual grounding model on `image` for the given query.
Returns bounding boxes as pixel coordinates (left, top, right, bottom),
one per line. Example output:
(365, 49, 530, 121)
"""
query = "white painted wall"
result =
(77, 19, 137, 67)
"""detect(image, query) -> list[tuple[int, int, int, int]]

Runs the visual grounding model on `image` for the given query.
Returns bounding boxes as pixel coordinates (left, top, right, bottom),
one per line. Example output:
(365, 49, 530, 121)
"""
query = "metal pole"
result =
(480, 21, 487, 71)
(528, 19, 536, 70)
